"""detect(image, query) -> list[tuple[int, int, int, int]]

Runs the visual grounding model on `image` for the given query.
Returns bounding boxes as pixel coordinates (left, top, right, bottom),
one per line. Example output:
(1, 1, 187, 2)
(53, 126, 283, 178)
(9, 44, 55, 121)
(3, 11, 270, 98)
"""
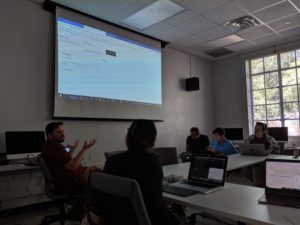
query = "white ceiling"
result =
(51, 0, 300, 60)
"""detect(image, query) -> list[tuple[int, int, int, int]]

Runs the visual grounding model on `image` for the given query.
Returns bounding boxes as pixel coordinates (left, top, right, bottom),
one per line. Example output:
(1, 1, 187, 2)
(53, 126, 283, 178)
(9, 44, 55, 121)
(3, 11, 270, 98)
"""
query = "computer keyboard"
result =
(163, 184, 197, 197)
(182, 180, 216, 189)
(260, 194, 300, 208)
(267, 195, 300, 208)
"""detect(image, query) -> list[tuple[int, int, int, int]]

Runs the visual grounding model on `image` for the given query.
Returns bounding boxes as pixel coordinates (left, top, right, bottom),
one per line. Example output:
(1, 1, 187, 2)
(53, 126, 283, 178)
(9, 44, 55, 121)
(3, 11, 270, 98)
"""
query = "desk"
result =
(163, 154, 300, 225)
(164, 154, 265, 178)
(0, 163, 47, 210)
(163, 154, 298, 178)
(0, 163, 40, 174)
(163, 183, 299, 225)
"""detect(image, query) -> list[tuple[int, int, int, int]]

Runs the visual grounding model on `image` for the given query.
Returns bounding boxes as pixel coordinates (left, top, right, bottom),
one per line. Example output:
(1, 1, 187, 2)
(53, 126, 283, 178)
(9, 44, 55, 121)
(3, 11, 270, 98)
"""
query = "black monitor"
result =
(224, 128, 244, 141)
(267, 127, 288, 142)
(5, 131, 45, 155)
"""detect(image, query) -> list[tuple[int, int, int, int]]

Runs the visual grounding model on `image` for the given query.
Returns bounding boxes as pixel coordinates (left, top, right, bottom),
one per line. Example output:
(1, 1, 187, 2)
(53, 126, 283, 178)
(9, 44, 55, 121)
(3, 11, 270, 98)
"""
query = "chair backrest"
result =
(37, 154, 55, 199)
(104, 150, 126, 160)
(90, 172, 151, 225)
(152, 147, 178, 166)
(104, 148, 178, 166)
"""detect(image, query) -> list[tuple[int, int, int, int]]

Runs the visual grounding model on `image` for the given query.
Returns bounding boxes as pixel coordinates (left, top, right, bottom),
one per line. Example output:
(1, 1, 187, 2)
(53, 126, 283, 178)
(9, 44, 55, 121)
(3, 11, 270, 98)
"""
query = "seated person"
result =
(186, 127, 210, 153)
(42, 122, 98, 194)
(103, 120, 166, 225)
(210, 127, 238, 155)
(247, 122, 280, 188)
(248, 122, 280, 154)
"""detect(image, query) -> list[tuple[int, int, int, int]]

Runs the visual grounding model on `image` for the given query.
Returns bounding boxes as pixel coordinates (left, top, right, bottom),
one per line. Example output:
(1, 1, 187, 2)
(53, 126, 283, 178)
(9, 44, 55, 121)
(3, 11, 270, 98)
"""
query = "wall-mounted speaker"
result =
(185, 77, 199, 91)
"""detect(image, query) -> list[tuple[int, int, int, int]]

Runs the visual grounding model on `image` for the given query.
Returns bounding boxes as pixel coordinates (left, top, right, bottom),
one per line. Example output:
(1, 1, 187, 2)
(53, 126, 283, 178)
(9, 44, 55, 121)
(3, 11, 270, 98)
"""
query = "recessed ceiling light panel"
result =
(122, 0, 184, 29)
(207, 34, 244, 48)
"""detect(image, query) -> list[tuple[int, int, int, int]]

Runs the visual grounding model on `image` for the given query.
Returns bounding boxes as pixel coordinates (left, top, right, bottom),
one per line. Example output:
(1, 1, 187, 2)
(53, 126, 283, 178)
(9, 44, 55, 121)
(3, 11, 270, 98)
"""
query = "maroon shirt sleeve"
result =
(42, 142, 72, 166)
(52, 144, 72, 166)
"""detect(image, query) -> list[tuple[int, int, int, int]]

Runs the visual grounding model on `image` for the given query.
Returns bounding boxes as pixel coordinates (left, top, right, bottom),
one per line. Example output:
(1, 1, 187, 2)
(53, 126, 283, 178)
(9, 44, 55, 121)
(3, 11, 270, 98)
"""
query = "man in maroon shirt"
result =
(42, 122, 97, 194)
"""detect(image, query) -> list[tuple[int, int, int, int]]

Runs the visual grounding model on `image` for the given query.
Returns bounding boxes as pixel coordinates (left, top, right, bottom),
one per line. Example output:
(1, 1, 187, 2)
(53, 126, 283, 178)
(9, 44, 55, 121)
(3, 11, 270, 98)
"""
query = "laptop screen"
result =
(266, 160, 300, 191)
(188, 155, 227, 186)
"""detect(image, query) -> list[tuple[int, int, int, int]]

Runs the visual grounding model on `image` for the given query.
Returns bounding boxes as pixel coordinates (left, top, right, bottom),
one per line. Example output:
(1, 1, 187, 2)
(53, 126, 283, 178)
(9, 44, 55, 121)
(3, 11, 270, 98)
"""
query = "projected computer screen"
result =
(57, 17, 162, 105)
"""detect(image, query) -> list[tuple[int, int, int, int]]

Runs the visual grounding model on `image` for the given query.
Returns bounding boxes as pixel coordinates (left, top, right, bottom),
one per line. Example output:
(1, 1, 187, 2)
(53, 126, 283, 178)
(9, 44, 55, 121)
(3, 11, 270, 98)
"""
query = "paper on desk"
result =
(285, 215, 300, 225)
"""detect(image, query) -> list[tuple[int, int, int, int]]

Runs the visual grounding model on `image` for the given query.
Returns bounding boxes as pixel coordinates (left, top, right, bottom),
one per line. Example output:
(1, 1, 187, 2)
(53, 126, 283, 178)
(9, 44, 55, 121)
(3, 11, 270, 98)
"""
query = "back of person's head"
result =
(126, 119, 157, 151)
(190, 127, 199, 135)
(45, 122, 63, 138)
(212, 127, 225, 136)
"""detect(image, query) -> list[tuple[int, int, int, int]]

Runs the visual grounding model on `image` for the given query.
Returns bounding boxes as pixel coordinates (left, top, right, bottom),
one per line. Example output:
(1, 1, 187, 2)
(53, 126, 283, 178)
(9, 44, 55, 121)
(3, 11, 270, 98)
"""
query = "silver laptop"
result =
(238, 143, 267, 156)
(170, 155, 228, 194)
(258, 159, 300, 208)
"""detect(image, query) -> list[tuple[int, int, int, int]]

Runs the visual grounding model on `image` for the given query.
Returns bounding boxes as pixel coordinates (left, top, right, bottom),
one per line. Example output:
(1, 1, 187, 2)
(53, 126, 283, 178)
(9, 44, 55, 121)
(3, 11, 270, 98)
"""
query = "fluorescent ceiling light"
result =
(207, 34, 244, 48)
(122, 0, 184, 29)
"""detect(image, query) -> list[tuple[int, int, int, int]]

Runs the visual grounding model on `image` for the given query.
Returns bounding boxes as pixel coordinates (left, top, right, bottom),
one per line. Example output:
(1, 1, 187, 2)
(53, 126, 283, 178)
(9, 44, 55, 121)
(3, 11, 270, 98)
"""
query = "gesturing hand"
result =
(68, 139, 79, 151)
(82, 139, 97, 151)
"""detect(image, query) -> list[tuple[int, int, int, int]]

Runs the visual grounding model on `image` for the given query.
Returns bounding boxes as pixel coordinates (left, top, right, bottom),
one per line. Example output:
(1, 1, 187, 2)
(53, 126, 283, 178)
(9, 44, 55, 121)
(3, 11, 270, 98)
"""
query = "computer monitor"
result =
(5, 131, 45, 158)
(267, 127, 288, 142)
(224, 128, 244, 141)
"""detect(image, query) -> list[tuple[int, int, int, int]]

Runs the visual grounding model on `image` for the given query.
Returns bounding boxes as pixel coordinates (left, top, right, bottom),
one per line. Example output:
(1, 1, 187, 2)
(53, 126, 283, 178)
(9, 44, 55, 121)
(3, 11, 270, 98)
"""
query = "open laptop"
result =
(258, 158, 300, 208)
(238, 143, 267, 156)
(166, 154, 228, 194)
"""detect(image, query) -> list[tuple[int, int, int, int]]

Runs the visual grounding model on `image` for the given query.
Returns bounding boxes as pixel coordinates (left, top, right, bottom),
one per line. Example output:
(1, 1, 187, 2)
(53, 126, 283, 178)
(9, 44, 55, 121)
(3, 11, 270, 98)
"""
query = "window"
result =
(246, 48, 300, 136)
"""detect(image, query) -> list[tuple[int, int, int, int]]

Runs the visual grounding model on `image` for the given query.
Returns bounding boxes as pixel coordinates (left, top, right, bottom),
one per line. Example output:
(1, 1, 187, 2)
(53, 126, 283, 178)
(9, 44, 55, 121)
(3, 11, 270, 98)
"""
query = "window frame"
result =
(246, 48, 300, 137)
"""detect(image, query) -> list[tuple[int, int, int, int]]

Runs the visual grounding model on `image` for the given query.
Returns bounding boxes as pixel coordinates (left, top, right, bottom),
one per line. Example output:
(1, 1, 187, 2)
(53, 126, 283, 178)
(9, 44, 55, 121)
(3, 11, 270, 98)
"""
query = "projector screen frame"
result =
(50, 4, 166, 121)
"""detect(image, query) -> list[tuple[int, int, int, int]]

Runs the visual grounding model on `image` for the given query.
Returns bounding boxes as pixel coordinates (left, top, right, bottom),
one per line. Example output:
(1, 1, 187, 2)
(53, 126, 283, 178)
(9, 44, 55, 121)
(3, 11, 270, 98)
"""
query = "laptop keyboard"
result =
(182, 180, 216, 189)
(163, 184, 197, 197)
(267, 195, 300, 208)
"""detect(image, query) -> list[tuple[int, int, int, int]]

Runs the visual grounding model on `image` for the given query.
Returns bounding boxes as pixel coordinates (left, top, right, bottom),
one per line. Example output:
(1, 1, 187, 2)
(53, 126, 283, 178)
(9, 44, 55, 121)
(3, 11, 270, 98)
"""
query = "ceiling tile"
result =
(172, 35, 206, 47)
(237, 25, 274, 40)
(188, 48, 215, 59)
(203, 2, 248, 24)
(175, 16, 216, 34)
(291, 0, 300, 10)
(234, 0, 284, 13)
(54, 0, 158, 22)
(192, 43, 217, 52)
(226, 40, 256, 52)
(268, 13, 300, 31)
(155, 26, 190, 41)
(143, 22, 173, 35)
(178, 0, 231, 15)
(279, 25, 300, 38)
(195, 25, 232, 41)
(164, 10, 198, 25)
(253, 1, 298, 23)
(251, 33, 283, 45)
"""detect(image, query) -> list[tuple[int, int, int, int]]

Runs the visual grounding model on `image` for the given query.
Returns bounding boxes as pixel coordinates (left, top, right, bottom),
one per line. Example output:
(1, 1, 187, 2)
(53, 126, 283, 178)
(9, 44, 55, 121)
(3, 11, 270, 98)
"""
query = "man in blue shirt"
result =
(211, 127, 238, 155)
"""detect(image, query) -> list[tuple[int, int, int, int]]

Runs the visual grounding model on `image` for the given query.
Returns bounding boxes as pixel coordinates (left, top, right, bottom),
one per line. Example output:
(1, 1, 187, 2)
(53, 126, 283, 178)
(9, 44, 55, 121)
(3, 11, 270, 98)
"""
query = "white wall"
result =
(212, 40, 300, 140)
(212, 55, 248, 134)
(0, 0, 214, 164)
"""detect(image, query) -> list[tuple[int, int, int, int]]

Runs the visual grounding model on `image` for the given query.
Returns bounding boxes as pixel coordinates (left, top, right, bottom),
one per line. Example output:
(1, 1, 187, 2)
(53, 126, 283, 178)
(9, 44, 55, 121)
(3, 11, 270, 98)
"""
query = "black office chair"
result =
(104, 147, 178, 166)
(152, 147, 178, 166)
(37, 154, 86, 225)
(104, 150, 126, 160)
(90, 172, 152, 225)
